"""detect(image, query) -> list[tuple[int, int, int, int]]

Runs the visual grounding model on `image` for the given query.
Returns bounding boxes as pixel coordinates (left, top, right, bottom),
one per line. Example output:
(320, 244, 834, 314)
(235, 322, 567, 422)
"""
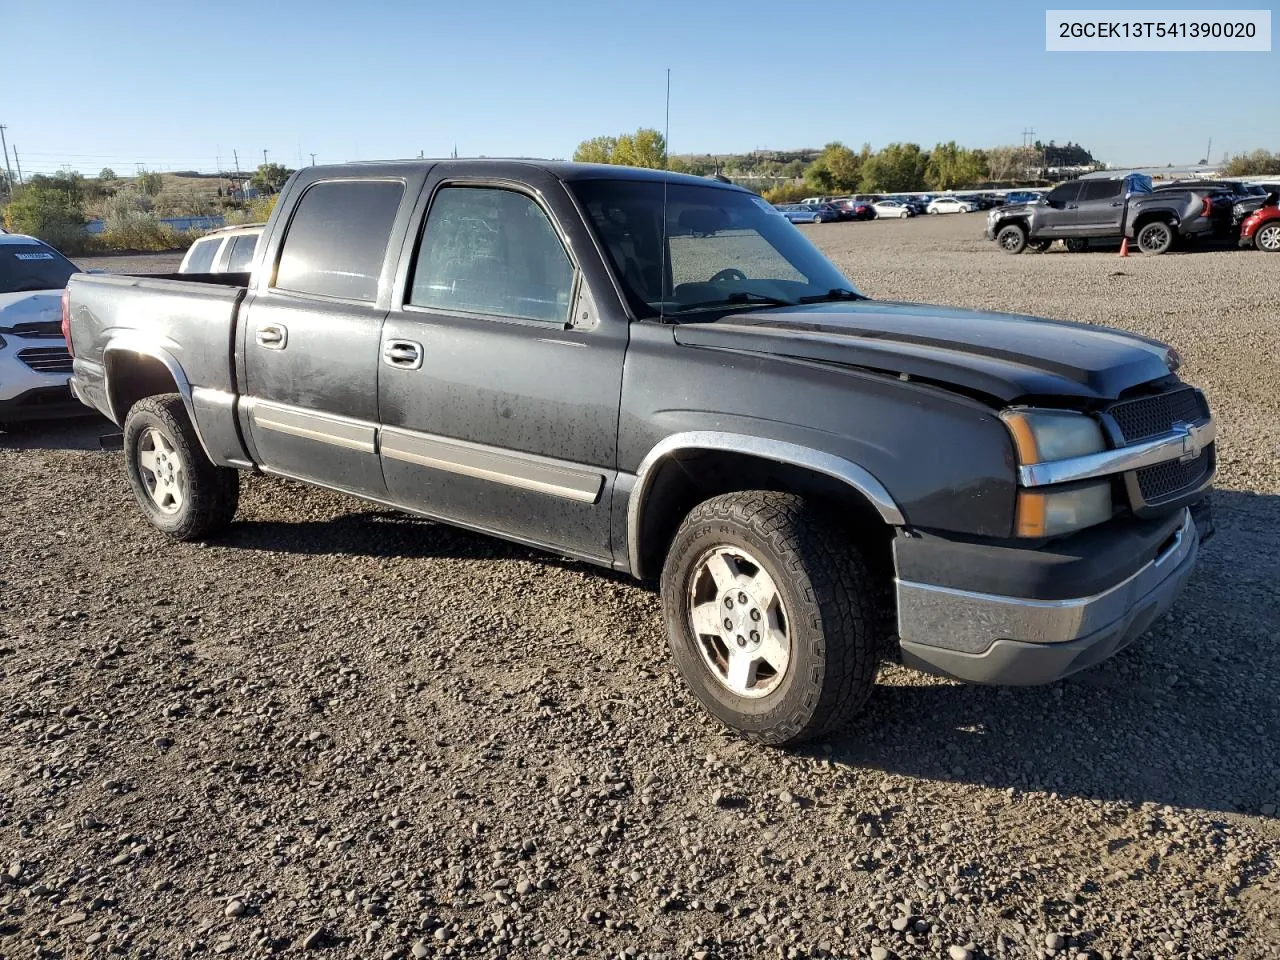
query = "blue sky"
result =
(2, 0, 1275, 177)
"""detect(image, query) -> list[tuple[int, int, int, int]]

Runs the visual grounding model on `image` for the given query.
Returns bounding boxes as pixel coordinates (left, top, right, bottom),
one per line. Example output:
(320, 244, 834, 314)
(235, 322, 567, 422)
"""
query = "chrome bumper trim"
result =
(1018, 418, 1216, 487)
(896, 507, 1196, 656)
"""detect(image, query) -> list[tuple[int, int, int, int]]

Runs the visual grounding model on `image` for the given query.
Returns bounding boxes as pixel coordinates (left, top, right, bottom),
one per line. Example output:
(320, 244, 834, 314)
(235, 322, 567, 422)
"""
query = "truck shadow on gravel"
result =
(0, 416, 113, 451)
(221, 510, 637, 584)
(829, 489, 1280, 817)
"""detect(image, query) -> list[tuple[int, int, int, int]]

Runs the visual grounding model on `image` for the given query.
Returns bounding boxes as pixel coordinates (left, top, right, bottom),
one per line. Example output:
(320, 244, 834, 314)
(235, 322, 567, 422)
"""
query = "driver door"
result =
(1038, 182, 1083, 237)
(377, 169, 627, 563)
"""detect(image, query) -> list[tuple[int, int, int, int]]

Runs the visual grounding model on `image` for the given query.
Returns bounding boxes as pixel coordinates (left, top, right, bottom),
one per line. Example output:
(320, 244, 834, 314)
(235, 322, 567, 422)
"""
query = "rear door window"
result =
(183, 237, 220, 274)
(226, 234, 258, 272)
(1080, 181, 1123, 202)
(274, 180, 405, 301)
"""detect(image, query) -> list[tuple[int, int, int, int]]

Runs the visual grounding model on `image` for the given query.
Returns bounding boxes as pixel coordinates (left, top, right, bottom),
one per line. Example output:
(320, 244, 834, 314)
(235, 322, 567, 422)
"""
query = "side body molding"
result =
(626, 431, 906, 578)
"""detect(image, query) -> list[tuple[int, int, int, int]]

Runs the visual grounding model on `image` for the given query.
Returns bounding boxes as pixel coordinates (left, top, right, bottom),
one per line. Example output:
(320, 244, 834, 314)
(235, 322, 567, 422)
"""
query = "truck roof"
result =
(302, 158, 750, 190)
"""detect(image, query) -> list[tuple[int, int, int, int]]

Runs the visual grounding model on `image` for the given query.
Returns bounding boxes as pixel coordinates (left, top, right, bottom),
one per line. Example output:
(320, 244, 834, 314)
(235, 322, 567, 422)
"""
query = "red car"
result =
(1239, 194, 1280, 252)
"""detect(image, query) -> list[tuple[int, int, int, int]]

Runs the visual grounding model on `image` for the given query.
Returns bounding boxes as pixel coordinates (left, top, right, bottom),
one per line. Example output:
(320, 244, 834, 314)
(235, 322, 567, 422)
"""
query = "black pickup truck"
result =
(64, 160, 1216, 745)
(987, 174, 1234, 254)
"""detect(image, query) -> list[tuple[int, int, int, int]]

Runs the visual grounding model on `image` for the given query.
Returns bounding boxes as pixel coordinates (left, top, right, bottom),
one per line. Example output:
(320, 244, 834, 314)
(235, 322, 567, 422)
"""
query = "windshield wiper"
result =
(670, 291, 796, 314)
(797, 287, 866, 304)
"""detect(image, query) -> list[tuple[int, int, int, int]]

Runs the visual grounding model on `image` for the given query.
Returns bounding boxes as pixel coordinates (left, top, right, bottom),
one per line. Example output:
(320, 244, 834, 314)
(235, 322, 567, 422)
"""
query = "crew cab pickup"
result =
(987, 174, 1233, 254)
(65, 160, 1216, 745)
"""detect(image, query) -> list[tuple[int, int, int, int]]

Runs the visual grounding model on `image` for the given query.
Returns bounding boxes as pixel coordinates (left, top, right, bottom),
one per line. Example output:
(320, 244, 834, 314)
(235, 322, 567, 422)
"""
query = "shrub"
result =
(100, 208, 185, 251)
(762, 183, 812, 204)
(224, 195, 279, 225)
(2, 180, 91, 254)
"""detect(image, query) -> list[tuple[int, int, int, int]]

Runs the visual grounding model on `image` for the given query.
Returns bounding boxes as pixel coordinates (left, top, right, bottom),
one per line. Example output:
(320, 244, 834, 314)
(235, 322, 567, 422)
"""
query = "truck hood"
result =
(0, 290, 63, 336)
(672, 300, 1174, 403)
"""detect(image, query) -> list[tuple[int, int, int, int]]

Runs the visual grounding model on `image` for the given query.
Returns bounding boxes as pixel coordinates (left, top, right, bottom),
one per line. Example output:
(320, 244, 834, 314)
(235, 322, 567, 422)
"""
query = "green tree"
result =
(859, 143, 928, 192)
(136, 170, 164, 196)
(250, 162, 295, 194)
(99, 167, 117, 180)
(2, 176, 87, 250)
(1223, 148, 1280, 177)
(573, 135, 618, 164)
(925, 142, 990, 190)
(805, 142, 865, 194)
(572, 128, 667, 169)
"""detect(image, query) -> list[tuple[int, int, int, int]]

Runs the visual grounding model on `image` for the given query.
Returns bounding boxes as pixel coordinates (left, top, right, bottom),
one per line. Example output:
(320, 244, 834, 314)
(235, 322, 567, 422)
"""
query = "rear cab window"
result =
(0, 241, 79, 294)
(274, 180, 405, 301)
(183, 237, 221, 273)
(226, 233, 258, 272)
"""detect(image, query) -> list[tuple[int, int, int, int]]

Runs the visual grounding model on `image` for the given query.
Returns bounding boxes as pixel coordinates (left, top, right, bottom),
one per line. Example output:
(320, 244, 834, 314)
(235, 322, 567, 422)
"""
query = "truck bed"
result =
(66, 271, 248, 428)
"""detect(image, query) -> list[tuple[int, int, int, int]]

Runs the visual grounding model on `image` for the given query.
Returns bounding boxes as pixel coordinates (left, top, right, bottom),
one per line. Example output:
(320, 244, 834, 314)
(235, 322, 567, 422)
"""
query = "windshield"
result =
(570, 179, 858, 319)
(0, 242, 79, 294)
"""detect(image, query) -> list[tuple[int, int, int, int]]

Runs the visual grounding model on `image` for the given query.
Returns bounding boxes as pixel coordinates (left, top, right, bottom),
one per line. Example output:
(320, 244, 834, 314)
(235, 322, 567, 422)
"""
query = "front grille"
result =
(1109, 387, 1207, 443)
(4, 320, 62, 339)
(1136, 443, 1215, 503)
(16, 347, 73, 374)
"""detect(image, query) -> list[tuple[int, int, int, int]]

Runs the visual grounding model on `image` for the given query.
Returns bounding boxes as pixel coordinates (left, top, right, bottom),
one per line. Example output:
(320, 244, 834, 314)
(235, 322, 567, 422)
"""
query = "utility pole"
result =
(309, 153, 316, 166)
(0, 125, 14, 198)
(13, 146, 22, 185)
(262, 149, 268, 166)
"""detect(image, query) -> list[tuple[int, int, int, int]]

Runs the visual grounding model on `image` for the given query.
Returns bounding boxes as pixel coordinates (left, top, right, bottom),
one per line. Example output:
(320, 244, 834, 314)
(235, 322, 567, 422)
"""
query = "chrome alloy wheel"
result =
(1257, 223, 1280, 251)
(686, 545, 790, 699)
(137, 426, 185, 514)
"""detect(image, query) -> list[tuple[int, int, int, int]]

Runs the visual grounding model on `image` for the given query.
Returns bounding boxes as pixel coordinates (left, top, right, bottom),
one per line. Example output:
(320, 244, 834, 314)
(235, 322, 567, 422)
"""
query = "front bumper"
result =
(895, 507, 1203, 685)
(1238, 233, 1256, 248)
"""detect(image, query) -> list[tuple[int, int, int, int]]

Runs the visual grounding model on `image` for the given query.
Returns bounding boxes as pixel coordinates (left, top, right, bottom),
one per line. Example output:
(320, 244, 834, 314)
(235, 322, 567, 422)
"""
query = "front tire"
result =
(660, 491, 886, 746)
(1136, 220, 1175, 255)
(1255, 222, 1280, 252)
(996, 224, 1028, 254)
(123, 394, 239, 540)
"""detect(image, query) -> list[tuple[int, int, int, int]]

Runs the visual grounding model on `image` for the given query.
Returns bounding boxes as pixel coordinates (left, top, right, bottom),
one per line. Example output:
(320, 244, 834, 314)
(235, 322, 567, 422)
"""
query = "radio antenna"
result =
(659, 67, 671, 323)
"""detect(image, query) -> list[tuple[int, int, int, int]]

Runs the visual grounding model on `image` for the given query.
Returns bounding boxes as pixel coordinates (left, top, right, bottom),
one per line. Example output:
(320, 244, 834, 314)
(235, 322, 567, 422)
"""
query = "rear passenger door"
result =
(377, 170, 626, 563)
(1075, 179, 1125, 234)
(238, 177, 413, 497)
(1038, 182, 1082, 237)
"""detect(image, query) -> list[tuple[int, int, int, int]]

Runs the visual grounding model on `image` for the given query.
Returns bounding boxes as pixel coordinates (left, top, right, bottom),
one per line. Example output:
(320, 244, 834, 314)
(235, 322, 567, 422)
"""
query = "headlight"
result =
(1015, 482, 1112, 537)
(1001, 409, 1106, 463)
(1002, 409, 1112, 537)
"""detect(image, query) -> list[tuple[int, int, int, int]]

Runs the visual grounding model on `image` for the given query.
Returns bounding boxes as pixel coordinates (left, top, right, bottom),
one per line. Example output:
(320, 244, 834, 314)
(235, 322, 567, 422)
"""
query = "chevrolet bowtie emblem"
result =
(1174, 421, 1209, 462)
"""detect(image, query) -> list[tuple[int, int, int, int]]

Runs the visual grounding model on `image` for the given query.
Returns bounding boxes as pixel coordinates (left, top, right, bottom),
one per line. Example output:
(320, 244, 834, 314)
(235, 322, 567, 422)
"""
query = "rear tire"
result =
(1064, 238, 1090, 253)
(996, 224, 1028, 254)
(1028, 240, 1052, 252)
(1255, 222, 1280, 252)
(123, 394, 239, 541)
(660, 491, 886, 746)
(1136, 220, 1175, 255)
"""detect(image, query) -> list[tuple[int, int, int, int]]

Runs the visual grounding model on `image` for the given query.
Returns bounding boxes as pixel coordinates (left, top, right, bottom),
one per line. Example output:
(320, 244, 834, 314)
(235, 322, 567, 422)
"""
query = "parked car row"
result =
(986, 173, 1279, 255)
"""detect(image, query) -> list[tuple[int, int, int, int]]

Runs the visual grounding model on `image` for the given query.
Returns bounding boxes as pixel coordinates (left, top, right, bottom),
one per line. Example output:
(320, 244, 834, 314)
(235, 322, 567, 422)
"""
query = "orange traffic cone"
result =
(1119, 237, 1129, 257)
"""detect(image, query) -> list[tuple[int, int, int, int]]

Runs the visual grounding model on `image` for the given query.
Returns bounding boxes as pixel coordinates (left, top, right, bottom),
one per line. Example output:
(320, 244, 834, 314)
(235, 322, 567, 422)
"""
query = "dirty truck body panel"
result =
(66, 159, 1215, 692)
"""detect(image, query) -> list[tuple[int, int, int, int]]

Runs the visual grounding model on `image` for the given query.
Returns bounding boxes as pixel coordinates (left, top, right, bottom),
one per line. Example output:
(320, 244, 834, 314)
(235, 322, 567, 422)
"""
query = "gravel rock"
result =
(0, 234, 1273, 960)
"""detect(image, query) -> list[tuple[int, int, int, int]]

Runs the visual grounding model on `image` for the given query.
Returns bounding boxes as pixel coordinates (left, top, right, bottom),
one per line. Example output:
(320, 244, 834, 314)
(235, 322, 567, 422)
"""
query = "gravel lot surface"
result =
(2, 218, 1277, 960)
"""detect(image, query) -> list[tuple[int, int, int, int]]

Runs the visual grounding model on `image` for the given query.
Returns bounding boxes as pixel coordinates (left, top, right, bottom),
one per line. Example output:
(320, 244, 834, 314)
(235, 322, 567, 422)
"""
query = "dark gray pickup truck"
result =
(65, 160, 1216, 745)
(987, 174, 1233, 254)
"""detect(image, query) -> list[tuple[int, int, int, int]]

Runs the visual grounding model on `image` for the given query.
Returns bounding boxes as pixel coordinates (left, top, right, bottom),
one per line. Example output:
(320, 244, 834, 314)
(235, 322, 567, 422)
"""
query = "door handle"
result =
(255, 323, 288, 350)
(382, 339, 423, 370)
(1110, 201, 1123, 207)
(1066, 204, 1079, 209)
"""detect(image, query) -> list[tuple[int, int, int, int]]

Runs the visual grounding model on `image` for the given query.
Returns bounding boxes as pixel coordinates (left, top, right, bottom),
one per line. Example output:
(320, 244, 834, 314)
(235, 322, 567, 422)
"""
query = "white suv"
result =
(0, 234, 85, 426)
